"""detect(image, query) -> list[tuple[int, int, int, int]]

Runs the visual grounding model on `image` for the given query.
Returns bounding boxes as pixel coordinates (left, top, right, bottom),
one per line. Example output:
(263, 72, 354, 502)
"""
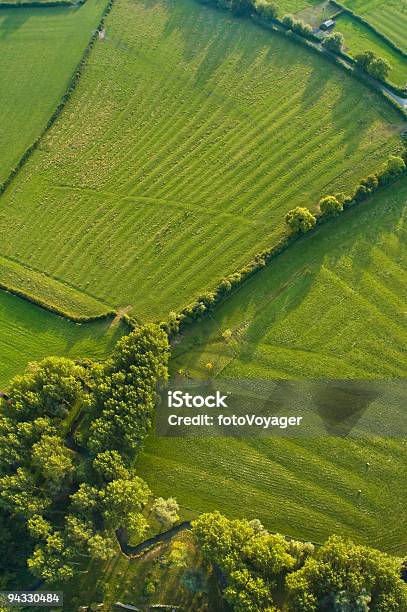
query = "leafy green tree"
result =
(332, 589, 371, 611)
(378, 156, 406, 186)
(354, 174, 379, 201)
(64, 514, 93, 549)
(93, 450, 130, 482)
(285, 207, 316, 233)
(31, 434, 74, 484)
(151, 497, 180, 531)
(27, 514, 52, 540)
(70, 483, 100, 516)
(0, 416, 54, 472)
(254, 0, 278, 19)
(385, 155, 406, 177)
(368, 57, 391, 81)
(355, 51, 391, 81)
(285, 535, 407, 611)
(243, 532, 294, 576)
(355, 50, 375, 71)
(192, 511, 255, 567)
(0, 467, 50, 517)
(87, 533, 116, 560)
(193, 512, 294, 610)
(225, 568, 274, 612)
(87, 324, 169, 456)
(101, 476, 150, 537)
(27, 531, 75, 583)
(323, 32, 344, 53)
(64, 515, 115, 561)
(319, 195, 343, 216)
(5, 357, 86, 422)
(249, 518, 267, 535)
(287, 540, 315, 569)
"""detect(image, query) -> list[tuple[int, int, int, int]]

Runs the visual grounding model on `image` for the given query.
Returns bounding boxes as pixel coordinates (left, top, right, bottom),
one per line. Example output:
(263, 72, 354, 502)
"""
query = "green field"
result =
(0, 0, 402, 322)
(0, 0, 108, 184)
(274, 0, 320, 14)
(341, 0, 407, 53)
(0, 289, 125, 387)
(335, 13, 407, 87)
(137, 177, 407, 554)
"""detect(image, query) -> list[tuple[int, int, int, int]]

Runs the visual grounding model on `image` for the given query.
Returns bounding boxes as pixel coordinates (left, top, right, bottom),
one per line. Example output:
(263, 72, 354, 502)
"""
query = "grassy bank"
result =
(0, 289, 126, 386)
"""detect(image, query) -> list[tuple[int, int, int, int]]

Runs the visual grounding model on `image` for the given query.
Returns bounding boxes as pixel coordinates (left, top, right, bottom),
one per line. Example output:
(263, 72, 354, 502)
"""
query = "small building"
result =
(320, 19, 335, 31)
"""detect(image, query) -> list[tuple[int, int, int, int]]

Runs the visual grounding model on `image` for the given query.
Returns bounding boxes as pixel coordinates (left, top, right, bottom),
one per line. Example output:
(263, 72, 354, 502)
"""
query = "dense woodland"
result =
(0, 325, 169, 584)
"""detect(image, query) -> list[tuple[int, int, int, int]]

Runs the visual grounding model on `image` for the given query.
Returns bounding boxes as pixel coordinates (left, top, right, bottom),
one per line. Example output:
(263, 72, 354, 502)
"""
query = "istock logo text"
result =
(167, 390, 228, 409)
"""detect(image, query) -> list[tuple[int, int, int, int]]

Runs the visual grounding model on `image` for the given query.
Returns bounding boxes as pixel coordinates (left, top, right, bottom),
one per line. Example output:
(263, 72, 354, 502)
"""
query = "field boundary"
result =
(158, 163, 407, 338)
(0, 0, 405, 328)
(196, 0, 407, 104)
(0, 255, 115, 322)
(251, 14, 407, 109)
(0, 0, 114, 196)
(331, 0, 407, 62)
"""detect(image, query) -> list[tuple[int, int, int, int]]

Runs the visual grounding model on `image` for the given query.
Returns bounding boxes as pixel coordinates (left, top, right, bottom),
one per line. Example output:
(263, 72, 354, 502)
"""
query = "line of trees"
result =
(199, 0, 319, 43)
(285, 153, 407, 235)
(0, 324, 170, 584)
(162, 148, 406, 339)
(192, 512, 407, 611)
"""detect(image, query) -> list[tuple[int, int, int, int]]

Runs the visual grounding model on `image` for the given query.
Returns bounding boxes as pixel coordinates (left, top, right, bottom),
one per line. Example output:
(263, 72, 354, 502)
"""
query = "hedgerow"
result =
(161, 152, 407, 337)
(330, 0, 407, 61)
(250, 13, 407, 119)
(0, 0, 114, 196)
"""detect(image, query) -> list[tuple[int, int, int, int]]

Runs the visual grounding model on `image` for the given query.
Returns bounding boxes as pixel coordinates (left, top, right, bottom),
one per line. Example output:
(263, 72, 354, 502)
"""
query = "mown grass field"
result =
(0, 290, 125, 387)
(335, 13, 407, 87)
(0, 0, 402, 322)
(137, 177, 407, 554)
(274, 0, 320, 14)
(341, 0, 407, 53)
(0, 0, 109, 184)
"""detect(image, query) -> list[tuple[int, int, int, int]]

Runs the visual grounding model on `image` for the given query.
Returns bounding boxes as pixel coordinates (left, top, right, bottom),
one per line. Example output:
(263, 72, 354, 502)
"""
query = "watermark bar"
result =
(156, 379, 407, 438)
(0, 592, 63, 607)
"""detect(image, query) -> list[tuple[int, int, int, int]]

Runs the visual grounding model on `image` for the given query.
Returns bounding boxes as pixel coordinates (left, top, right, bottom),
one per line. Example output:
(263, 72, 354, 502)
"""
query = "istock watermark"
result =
(156, 379, 407, 438)
(168, 390, 229, 409)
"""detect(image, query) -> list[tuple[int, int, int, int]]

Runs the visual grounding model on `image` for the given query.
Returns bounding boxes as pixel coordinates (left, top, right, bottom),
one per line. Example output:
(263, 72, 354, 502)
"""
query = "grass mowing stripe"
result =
(137, 179, 407, 551)
(0, 0, 402, 321)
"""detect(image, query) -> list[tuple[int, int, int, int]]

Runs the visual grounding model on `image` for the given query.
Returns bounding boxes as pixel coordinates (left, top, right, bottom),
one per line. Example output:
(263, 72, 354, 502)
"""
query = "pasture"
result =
(0, 0, 402, 322)
(0, 0, 109, 184)
(137, 177, 407, 554)
(273, 0, 321, 14)
(0, 289, 125, 387)
(341, 0, 407, 53)
(335, 13, 407, 87)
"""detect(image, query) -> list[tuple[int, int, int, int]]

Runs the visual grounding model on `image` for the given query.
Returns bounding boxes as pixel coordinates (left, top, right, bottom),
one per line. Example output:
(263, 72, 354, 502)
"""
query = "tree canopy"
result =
(0, 324, 169, 584)
(192, 513, 407, 612)
(285, 207, 317, 233)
